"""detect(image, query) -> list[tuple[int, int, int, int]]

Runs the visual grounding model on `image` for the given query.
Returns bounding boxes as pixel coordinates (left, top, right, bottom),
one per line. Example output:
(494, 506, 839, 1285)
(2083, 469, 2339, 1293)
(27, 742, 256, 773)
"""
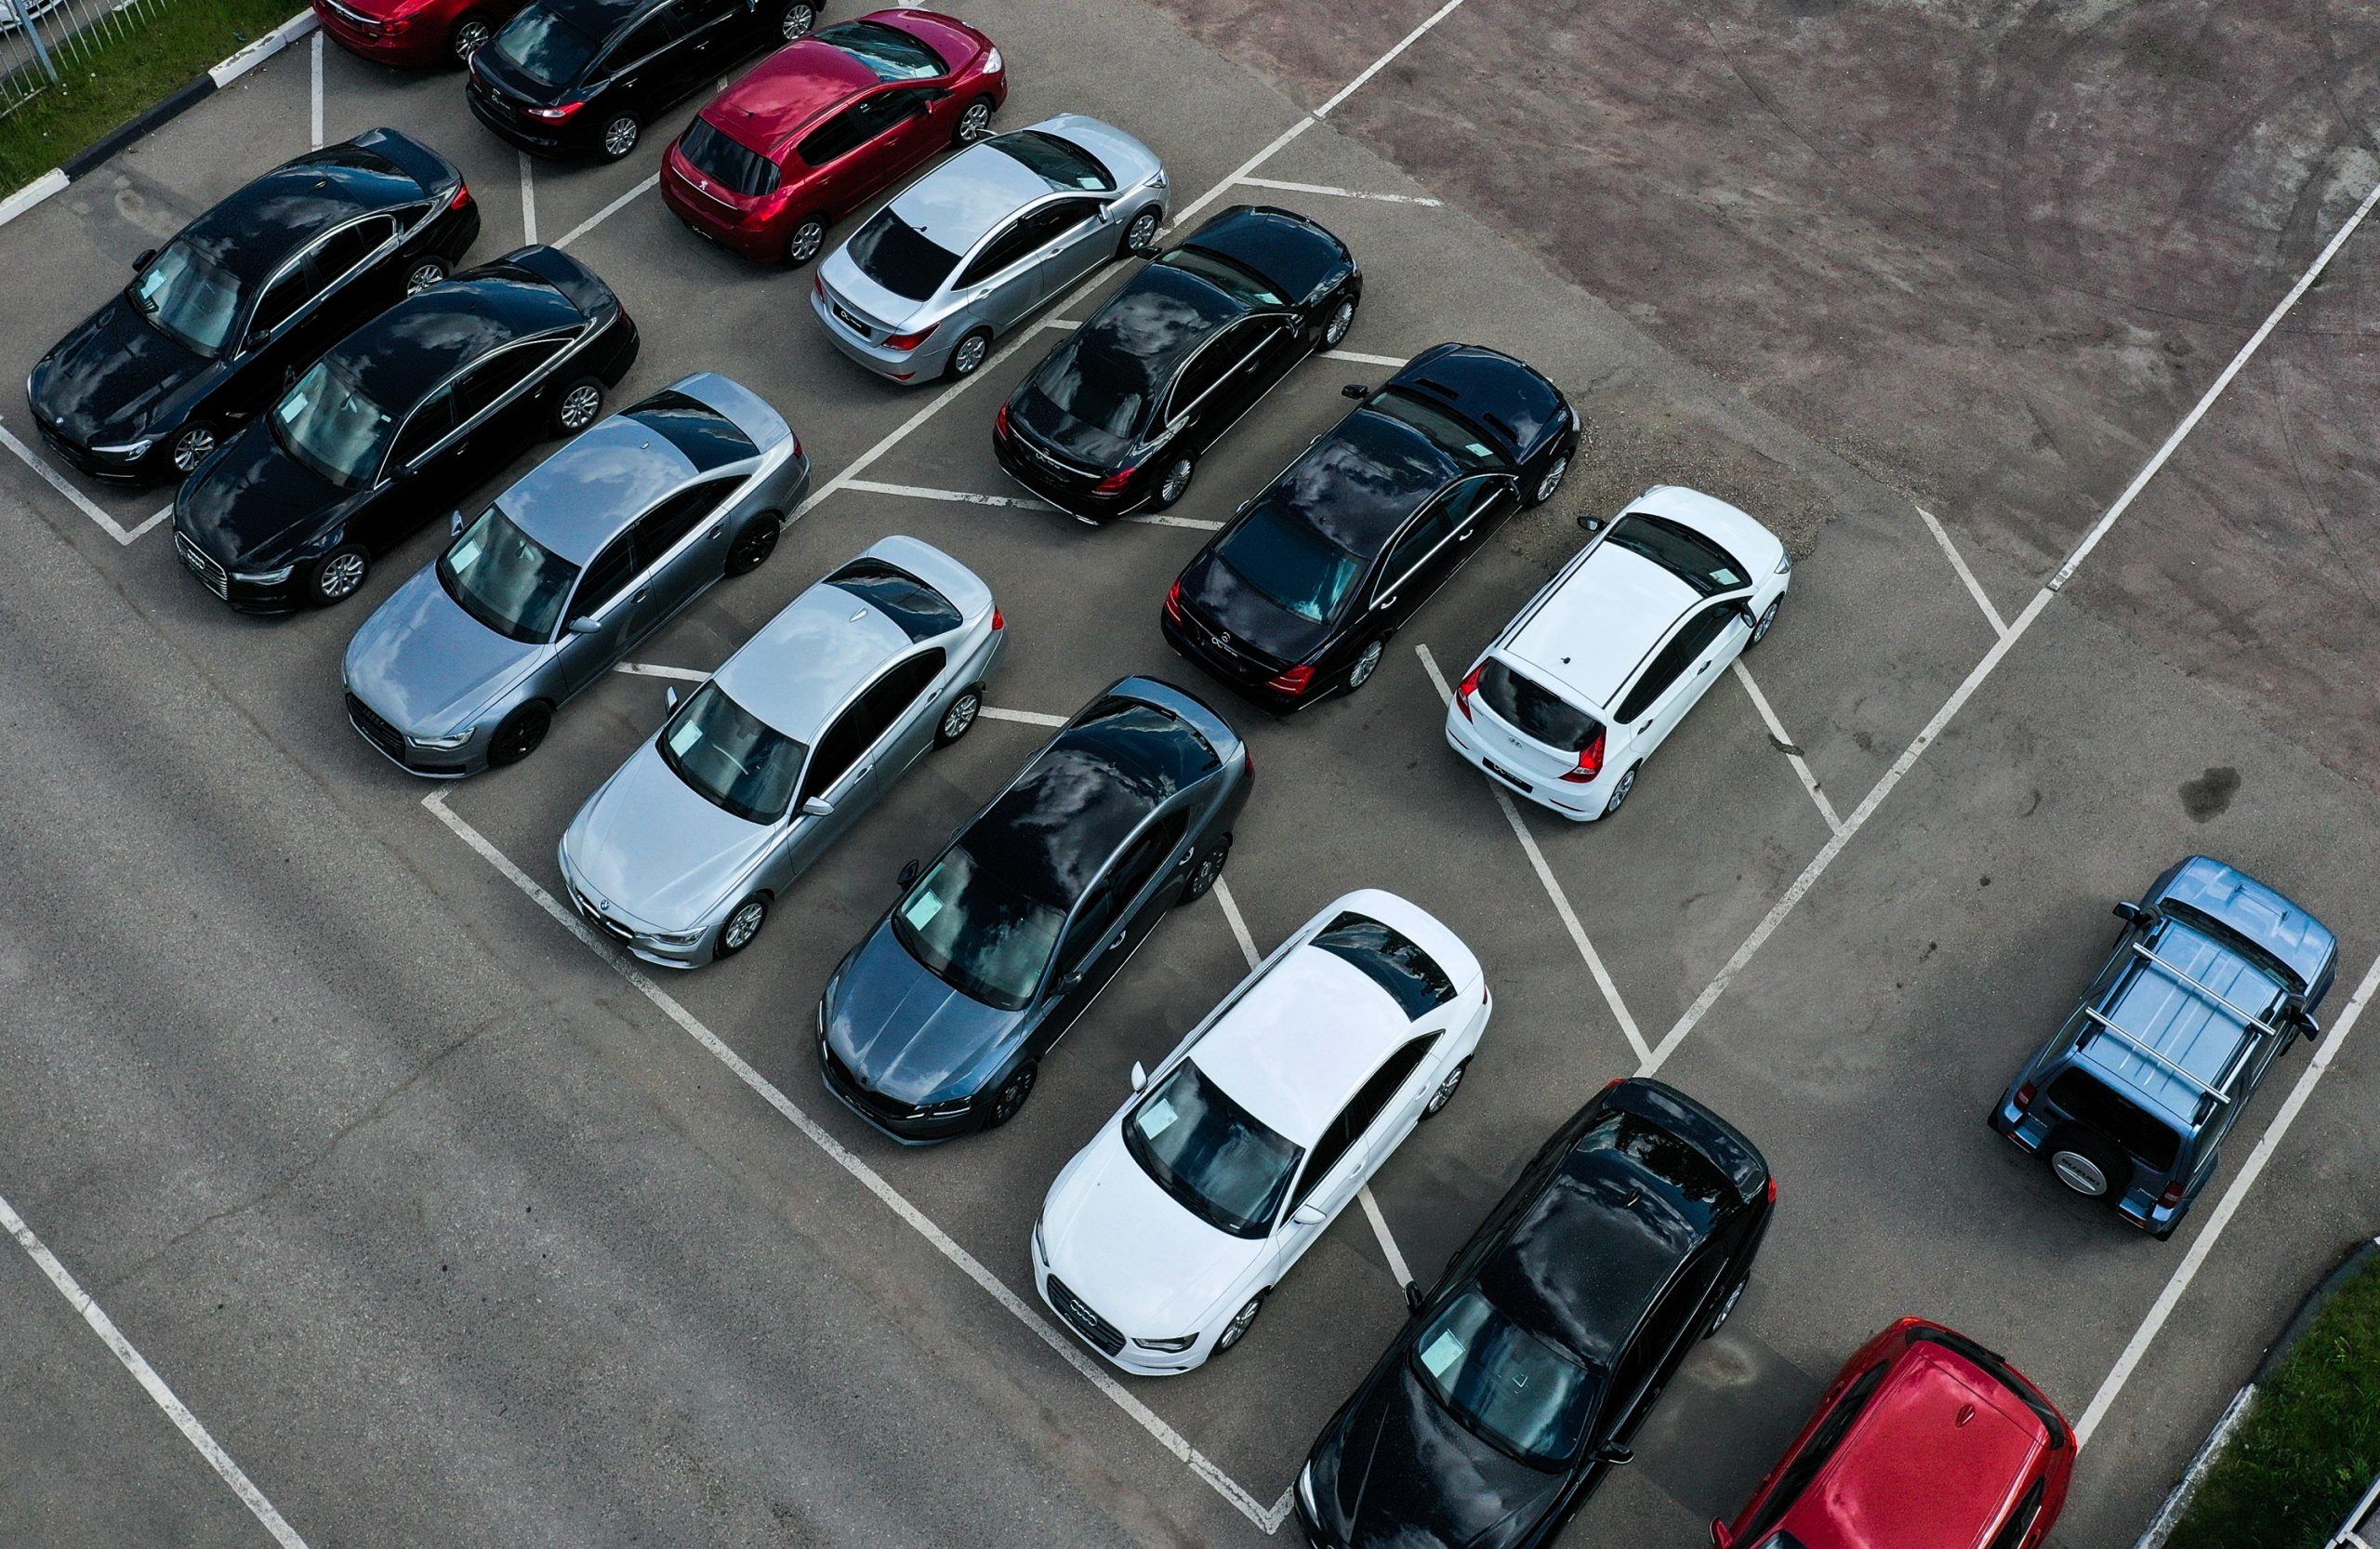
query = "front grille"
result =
(561, 880, 644, 942)
(175, 532, 230, 598)
(345, 693, 406, 761)
(822, 1047, 916, 1121)
(1045, 1275, 1126, 1356)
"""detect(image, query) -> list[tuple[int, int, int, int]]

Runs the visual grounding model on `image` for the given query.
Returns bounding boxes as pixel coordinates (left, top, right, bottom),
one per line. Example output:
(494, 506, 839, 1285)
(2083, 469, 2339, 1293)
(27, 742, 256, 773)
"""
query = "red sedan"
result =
(659, 9, 1005, 266)
(1715, 1318, 2075, 1549)
(313, 0, 528, 68)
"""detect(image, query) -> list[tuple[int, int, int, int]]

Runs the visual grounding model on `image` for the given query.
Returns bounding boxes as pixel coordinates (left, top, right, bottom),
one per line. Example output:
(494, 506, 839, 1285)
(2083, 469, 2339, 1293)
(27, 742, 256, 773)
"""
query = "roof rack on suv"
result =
(2078, 1009, 2241, 1105)
(2129, 939, 2287, 1041)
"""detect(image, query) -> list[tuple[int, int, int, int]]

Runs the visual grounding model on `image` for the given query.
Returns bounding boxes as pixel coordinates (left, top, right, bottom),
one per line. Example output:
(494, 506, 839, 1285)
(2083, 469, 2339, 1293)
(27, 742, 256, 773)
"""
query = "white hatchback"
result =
(1031, 890, 1488, 1374)
(1446, 484, 1791, 822)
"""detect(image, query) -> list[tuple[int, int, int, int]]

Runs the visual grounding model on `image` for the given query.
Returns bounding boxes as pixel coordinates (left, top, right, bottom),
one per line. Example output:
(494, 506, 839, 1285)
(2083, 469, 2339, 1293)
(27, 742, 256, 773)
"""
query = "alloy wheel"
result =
(1347, 639, 1382, 691)
(721, 898, 766, 952)
(1158, 457, 1194, 505)
(601, 114, 639, 159)
(170, 425, 217, 473)
(1322, 297, 1354, 348)
(778, 1, 814, 40)
(1751, 598, 1779, 646)
(315, 550, 367, 602)
(958, 101, 993, 142)
(559, 384, 602, 430)
(786, 218, 826, 265)
(1534, 455, 1569, 506)
(950, 332, 989, 377)
(1705, 1277, 1745, 1336)
(1422, 1057, 1466, 1117)
(451, 17, 489, 60)
(1127, 210, 1159, 251)
(940, 693, 980, 742)
(1216, 1293, 1263, 1352)
(490, 706, 550, 766)
(1602, 765, 1637, 818)
(727, 520, 777, 574)
(990, 1063, 1036, 1125)
(404, 260, 446, 296)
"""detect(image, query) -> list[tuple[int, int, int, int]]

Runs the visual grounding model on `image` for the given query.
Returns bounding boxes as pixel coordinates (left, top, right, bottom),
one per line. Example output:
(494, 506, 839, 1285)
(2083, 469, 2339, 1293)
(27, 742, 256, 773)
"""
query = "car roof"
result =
(704, 35, 882, 150)
(1503, 543, 1698, 709)
(498, 417, 700, 565)
(532, 0, 654, 38)
(1063, 264, 1246, 403)
(1389, 344, 1567, 461)
(2073, 913, 2292, 1122)
(1180, 205, 1348, 300)
(1780, 1341, 2045, 1549)
(1261, 408, 1461, 559)
(890, 122, 1104, 251)
(324, 269, 579, 410)
(712, 574, 916, 735)
(178, 141, 422, 285)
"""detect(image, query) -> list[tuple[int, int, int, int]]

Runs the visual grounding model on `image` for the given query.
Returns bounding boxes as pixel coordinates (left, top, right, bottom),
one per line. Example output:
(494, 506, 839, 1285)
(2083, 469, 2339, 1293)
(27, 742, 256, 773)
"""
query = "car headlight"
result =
(90, 437, 155, 459)
(231, 563, 297, 585)
(1296, 1462, 1319, 1522)
(650, 925, 707, 946)
(1775, 551, 1793, 574)
(982, 46, 1000, 72)
(916, 1095, 973, 1119)
(1132, 1333, 1198, 1353)
(1030, 1220, 1045, 1264)
(403, 729, 472, 750)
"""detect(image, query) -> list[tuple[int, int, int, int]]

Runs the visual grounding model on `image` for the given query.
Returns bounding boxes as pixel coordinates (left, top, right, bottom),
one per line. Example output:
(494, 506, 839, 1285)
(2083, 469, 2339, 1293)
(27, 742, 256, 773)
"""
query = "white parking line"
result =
(554, 173, 656, 251)
(1914, 505, 2008, 637)
(1416, 643, 1651, 1065)
(1731, 660, 1841, 835)
(1236, 175, 1442, 207)
(0, 1187, 312, 1549)
(310, 31, 324, 150)
(978, 706, 1066, 728)
(1356, 1186, 1414, 1286)
(840, 477, 1224, 531)
(1211, 877, 1263, 972)
(1321, 349, 1408, 368)
(518, 152, 538, 245)
(417, 788, 1282, 1529)
(0, 417, 163, 546)
(2074, 944, 2380, 1446)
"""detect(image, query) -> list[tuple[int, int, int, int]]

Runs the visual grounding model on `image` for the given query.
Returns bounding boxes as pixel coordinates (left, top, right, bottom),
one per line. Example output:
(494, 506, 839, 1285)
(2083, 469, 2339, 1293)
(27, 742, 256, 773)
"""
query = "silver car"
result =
(341, 373, 809, 776)
(557, 536, 1006, 966)
(812, 114, 1169, 384)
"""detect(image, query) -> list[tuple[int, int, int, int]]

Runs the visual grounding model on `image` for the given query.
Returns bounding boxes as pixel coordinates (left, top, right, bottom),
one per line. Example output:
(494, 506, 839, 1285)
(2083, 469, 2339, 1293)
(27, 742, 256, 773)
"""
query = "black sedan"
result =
(1163, 343, 1579, 710)
(993, 205, 1360, 522)
(1295, 1079, 1775, 1549)
(26, 128, 478, 485)
(468, 0, 815, 161)
(819, 677, 1252, 1142)
(171, 245, 639, 612)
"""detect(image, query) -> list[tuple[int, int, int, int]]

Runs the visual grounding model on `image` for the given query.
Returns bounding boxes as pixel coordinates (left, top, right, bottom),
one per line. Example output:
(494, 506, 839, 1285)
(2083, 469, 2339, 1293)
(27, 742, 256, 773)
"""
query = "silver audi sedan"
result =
(557, 536, 1006, 966)
(812, 114, 1169, 384)
(341, 373, 809, 776)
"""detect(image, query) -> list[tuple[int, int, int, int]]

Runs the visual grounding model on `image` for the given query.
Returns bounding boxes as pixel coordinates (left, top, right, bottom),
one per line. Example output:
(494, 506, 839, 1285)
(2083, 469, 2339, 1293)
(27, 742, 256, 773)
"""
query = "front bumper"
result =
(172, 525, 306, 614)
(554, 852, 717, 967)
(1030, 1245, 1208, 1375)
(816, 1039, 979, 1144)
(342, 691, 485, 778)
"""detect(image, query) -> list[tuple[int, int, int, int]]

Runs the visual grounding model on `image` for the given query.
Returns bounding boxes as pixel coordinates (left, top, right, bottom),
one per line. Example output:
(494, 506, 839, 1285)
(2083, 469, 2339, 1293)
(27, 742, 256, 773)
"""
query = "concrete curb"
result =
(0, 8, 316, 231)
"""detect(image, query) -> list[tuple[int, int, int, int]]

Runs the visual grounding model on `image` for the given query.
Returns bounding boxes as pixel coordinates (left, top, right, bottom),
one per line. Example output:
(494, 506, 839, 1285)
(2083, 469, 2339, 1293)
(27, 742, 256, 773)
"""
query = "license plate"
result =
(829, 300, 867, 336)
(1480, 757, 1531, 794)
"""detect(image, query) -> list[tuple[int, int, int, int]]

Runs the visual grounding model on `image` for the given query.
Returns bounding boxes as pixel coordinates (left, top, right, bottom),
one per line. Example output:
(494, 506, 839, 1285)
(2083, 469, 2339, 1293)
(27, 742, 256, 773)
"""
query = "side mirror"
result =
(1056, 972, 1084, 994)
(132, 247, 157, 271)
(1340, 382, 1371, 400)
(1594, 1442, 1634, 1466)
(1578, 514, 1605, 535)
(2297, 1013, 2322, 1041)
(896, 858, 921, 891)
(1403, 1281, 1423, 1315)
(1710, 1520, 1738, 1549)
(1290, 1203, 1326, 1226)
(2113, 900, 2149, 925)
(800, 795, 834, 817)
(449, 510, 465, 537)
(1739, 601, 1761, 628)
(564, 616, 601, 635)
(1130, 1061, 1147, 1092)
(664, 685, 680, 710)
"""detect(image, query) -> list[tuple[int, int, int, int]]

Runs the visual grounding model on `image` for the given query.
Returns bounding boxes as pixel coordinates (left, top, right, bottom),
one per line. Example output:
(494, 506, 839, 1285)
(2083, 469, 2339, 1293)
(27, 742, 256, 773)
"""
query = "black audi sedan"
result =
(468, 0, 813, 161)
(1163, 343, 1579, 710)
(819, 677, 1252, 1142)
(171, 245, 638, 612)
(26, 128, 477, 485)
(993, 205, 1361, 522)
(1295, 1079, 1774, 1549)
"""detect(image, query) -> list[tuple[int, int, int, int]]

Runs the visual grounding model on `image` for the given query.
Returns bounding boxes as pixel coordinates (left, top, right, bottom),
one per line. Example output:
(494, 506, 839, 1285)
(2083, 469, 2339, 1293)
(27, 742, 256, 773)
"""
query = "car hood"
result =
(1307, 1359, 1561, 1549)
(1178, 544, 1330, 667)
(823, 924, 1023, 1105)
(31, 295, 208, 445)
(2155, 854, 2337, 992)
(562, 745, 780, 932)
(343, 563, 543, 736)
(1038, 1137, 1267, 1337)
(174, 420, 346, 567)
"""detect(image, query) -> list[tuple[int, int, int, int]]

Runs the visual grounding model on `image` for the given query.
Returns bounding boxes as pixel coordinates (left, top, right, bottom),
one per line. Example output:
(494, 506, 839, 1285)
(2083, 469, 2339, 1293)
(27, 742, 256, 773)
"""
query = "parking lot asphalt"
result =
(1, 0, 2375, 1545)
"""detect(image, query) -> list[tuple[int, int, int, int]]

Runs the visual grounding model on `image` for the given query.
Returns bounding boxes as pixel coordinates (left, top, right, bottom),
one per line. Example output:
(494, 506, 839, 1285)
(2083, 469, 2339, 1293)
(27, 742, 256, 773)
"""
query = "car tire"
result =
(168, 421, 220, 477)
(307, 543, 370, 605)
(1702, 1275, 1746, 1338)
(782, 217, 828, 267)
(953, 95, 996, 146)
(1117, 205, 1161, 259)
(1180, 835, 1229, 901)
(403, 256, 450, 296)
(1149, 452, 1196, 510)
(1344, 637, 1385, 694)
(552, 377, 604, 436)
(774, 0, 816, 41)
(1213, 1290, 1266, 1355)
(715, 894, 768, 960)
(1525, 447, 1572, 509)
(945, 327, 993, 381)
(984, 1059, 1038, 1129)
(597, 111, 641, 162)
(1316, 291, 1357, 350)
(1746, 596, 1781, 650)
(2045, 1128, 2126, 1200)
(488, 703, 552, 768)
(935, 686, 984, 747)
(1600, 763, 1640, 820)
(1420, 1056, 1469, 1119)
(724, 510, 783, 576)
(448, 11, 491, 63)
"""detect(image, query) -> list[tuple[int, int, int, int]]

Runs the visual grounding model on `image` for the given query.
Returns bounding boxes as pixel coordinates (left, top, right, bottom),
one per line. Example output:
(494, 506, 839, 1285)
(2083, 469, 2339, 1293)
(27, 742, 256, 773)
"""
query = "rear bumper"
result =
(809, 286, 956, 384)
(991, 429, 1153, 522)
(1444, 712, 1603, 819)
(1157, 608, 1311, 712)
(657, 165, 787, 263)
(313, 1, 452, 65)
(467, 84, 578, 154)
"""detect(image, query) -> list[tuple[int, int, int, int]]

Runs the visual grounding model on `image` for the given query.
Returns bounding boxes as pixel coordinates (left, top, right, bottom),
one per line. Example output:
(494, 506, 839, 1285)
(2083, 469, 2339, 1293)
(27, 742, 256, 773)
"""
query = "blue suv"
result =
(1990, 856, 2335, 1239)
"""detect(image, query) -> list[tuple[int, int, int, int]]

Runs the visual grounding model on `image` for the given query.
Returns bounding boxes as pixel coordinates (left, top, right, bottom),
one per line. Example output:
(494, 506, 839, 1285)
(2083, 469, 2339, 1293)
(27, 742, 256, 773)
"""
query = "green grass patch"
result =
(2, 0, 304, 195)
(2169, 1253, 2380, 1549)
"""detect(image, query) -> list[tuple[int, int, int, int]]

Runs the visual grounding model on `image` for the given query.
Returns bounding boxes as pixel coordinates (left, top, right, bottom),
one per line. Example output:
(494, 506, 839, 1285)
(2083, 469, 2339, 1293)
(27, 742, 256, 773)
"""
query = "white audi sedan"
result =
(1032, 889, 1488, 1374)
(1446, 484, 1791, 822)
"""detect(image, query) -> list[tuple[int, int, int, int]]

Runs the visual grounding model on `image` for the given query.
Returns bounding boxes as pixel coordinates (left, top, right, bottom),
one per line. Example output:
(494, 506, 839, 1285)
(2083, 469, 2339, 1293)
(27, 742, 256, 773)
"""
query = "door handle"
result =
(1696, 661, 1712, 674)
(1107, 930, 1127, 950)
(632, 588, 650, 602)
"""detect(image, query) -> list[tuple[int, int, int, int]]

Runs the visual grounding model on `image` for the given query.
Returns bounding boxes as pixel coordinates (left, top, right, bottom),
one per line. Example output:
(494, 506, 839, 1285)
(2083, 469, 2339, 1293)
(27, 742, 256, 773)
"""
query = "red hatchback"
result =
(1715, 1318, 2075, 1549)
(314, 0, 529, 68)
(659, 9, 1004, 265)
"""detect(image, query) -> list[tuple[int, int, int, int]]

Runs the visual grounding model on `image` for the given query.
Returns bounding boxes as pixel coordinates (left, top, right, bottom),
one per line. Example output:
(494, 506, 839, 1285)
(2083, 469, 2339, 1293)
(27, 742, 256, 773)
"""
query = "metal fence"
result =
(4, 0, 178, 122)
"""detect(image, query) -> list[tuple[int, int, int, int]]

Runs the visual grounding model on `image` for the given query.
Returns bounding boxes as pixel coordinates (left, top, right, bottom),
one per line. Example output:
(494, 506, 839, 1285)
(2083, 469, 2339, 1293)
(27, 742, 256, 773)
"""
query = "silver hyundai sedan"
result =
(557, 536, 1006, 966)
(341, 373, 809, 776)
(812, 114, 1169, 384)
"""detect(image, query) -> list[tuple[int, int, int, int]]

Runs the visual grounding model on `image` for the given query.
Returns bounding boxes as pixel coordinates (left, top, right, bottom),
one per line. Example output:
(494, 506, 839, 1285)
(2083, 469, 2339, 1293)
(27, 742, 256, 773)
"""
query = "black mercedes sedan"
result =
(1163, 343, 1579, 710)
(993, 205, 1360, 522)
(171, 245, 638, 612)
(1294, 1079, 1775, 1549)
(468, 0, 814, 161)
(819, 677, 1252, 1143)
(26, 128, 478, 485)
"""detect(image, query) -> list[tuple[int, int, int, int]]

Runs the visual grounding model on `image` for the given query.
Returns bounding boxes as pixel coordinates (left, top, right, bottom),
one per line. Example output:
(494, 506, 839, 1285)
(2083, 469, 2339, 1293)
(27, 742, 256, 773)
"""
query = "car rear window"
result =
(1476, 657, 1600, 752)
(678, 118, 780, 198)
(489, 5, 599, 86)
(826, 558, 962, 642)
(625, 389, 758, 472)
(1313, 911, 1455, 1018)
(2046, 1071, 2182, 1171)
(845, 207, 960, 301)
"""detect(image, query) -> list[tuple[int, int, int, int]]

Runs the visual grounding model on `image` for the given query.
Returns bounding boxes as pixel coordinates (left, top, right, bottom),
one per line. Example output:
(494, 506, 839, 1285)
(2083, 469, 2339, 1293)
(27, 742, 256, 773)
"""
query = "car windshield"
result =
(846, 206, 961, 301)
(1604, 512, 1749, 597)
(1412, 1288, 1596, 1468)
(2156, 903, 2304, 995)
(656, 681, 809, 825)
(126, 240, 245, 357)
(438, 504, 580, 643)
(1210, 508, 1363, 624)
(892, 844, 1064, 1011)
(1476, 658, 1602, 752)
(1025, 337, 1149, 443)
(1122, 1061, 1301, 1239)
(271, 357, 392, 489)
(1159, 245, 1284, 307)
(986, 128, 1110, 191)
(490, 4, 599, 86)
(816, 19, 945, 79)
(1368, 386, 1505, 470)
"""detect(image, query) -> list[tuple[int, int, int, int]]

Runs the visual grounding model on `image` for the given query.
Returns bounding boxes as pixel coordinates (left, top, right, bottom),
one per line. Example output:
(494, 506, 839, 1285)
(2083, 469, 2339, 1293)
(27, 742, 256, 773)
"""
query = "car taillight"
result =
(789, 436, 801, 460)
(990, 605, 1004, 631)
(813, 274, 826, 299)
(994, 403, 1010, 440)
(525, 99, 586, 122)
(2014, 1081, 2038, 1112)
(1163, 580, 1184, 624)
(450, 181, 474, 212)
(1765, 1176, 1778, 1204)
(2158, 1177, 2188, 1208)
(1092, 466, 1136, 495)
(884, 323, 937, 351)
(1265, 664, 1316, 696)
(1455, 663, 1480, 721)
(1558, 724, 1607, 783)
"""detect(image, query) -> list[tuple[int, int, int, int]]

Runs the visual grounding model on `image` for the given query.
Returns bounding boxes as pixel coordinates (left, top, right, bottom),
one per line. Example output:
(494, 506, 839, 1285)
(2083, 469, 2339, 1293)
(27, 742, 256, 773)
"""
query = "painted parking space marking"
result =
(1321, 349, 1408, 368)
(1356, 1186, 1414, 1287)
(0, 1186, 312, 1549)
(553, 173, 655, 251)
(418, 788, 1286, 1530)
(310, 32, 324, 150)
(518, 152, 537, 245)
(1211, 877, 1263, 973)
(0, 417, 170, 546)
(978, 706, 1066, 728)
(1415, 643, 1651, 1066)
(1315, 0, 1474, 118)
(840, 477, 1224, 531)
(1236, 175, 1442, 207)
(1731, 660, 1842, 835)
(1914, 504, 2008, 638)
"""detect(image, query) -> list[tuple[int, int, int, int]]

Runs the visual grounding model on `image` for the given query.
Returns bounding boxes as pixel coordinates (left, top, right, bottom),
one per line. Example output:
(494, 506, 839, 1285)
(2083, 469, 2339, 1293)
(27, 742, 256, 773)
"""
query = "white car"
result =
(1446, 484, 1791, 822)
(1032, 890, 1488, 1375)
